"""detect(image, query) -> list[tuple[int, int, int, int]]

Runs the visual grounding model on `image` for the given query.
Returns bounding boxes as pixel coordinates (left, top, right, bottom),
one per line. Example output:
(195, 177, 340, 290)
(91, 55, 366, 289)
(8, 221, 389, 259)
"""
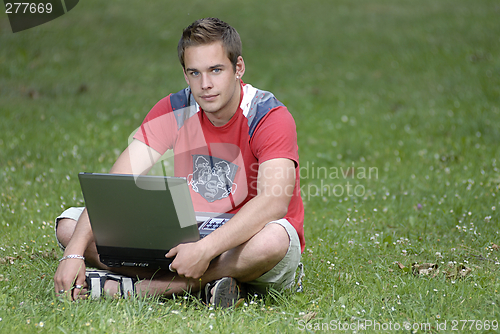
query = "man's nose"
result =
(201, 73, 213, 90)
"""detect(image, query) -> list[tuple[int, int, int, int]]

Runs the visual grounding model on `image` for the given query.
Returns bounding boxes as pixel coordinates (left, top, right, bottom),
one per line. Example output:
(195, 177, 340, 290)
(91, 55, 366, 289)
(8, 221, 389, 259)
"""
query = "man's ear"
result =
(235, 56, 245, 79)
(183, 68, 190, 85)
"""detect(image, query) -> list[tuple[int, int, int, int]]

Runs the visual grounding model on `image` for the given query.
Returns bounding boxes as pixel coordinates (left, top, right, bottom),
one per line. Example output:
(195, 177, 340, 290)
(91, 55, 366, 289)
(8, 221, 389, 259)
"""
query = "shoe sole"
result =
(211, 277, 239, 308)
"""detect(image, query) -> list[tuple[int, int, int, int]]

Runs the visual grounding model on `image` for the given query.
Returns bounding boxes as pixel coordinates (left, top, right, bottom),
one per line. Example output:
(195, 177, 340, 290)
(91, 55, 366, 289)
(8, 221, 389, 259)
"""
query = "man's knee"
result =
(55, 218, 77, 248)
(253, 222, 290, 262)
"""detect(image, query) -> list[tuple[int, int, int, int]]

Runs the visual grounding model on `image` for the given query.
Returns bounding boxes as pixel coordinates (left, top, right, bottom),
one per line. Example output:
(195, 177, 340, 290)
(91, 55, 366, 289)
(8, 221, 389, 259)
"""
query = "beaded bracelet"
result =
(59, 254, 85, 262)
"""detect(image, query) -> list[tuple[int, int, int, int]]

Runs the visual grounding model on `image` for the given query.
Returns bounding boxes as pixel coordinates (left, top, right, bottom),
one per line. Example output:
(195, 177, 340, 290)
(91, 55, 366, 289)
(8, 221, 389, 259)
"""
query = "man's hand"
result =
(165, 240, 212, 279)
(53, 258, 87, 300)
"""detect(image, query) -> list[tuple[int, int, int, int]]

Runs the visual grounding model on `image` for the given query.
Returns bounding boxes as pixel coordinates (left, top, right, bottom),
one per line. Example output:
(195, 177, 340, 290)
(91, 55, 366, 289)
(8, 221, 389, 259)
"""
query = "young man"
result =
(53, 17, 304, 307)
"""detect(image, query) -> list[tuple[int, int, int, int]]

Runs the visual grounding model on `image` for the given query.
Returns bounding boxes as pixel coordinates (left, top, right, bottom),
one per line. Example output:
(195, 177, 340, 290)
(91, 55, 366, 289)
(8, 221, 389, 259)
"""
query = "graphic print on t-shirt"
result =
(187, 155, 239, 203)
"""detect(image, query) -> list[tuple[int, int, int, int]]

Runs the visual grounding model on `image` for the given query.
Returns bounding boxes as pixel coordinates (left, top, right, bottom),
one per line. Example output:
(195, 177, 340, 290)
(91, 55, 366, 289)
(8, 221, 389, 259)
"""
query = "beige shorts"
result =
(55, 207, 302, 293)
(244, 218, 302, 294)
(54, 207, 85, 250)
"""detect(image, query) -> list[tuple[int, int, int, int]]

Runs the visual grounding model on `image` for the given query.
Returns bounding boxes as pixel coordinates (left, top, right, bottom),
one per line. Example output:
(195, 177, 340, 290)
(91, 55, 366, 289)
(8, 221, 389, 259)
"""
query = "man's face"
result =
(183, 41, 244, 126)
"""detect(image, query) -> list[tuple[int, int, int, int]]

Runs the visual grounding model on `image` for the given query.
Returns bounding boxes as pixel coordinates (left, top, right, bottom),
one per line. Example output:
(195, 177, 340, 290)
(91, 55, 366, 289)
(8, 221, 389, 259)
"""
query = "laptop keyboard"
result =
(199, 218, 228, 231)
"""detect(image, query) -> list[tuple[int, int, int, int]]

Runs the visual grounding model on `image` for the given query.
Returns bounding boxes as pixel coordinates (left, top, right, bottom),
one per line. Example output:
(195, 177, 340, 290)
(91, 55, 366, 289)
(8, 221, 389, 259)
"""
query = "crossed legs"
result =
(56, 218, 290, 297)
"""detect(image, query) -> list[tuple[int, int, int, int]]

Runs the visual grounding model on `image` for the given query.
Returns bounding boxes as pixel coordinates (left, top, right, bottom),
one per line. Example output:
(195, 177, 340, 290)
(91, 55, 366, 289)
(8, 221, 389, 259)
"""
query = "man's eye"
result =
(190, 71, 199, 76)
(212, 68, 221, 73)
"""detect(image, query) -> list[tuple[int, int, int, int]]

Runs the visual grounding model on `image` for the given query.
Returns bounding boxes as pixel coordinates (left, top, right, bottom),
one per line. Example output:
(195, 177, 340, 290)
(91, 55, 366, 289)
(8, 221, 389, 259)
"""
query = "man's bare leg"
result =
(132, 222, 290, 297)
(56, 218, 106, 269)
(57, 218, 165, 281)
(57, 219, 290, 297)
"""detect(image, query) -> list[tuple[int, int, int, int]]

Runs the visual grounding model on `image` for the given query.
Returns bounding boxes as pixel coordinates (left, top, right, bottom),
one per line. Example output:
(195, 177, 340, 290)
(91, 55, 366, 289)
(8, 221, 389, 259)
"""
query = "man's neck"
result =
(203, 83, 242, 127)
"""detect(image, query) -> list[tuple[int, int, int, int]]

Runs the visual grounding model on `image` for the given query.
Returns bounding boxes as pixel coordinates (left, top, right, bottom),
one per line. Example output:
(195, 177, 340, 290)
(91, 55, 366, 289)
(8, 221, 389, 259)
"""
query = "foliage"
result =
(1, 0, 499, 332)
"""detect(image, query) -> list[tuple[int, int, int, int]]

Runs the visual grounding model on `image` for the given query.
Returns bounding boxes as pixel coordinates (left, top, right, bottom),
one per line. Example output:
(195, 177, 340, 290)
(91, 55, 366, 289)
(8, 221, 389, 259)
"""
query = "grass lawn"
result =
(1, 0, 499, 332)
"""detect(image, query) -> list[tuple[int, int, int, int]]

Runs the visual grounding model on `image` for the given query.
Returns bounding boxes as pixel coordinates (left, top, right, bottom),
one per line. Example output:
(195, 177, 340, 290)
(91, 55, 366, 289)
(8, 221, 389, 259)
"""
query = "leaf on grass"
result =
(395, 261, 410, 273)
(457, 264, 472, 277)
(302, 312, 317, 322)
(29, 248, 59, 261)
(0, 256, 19, 265)
(445, 264, 472, 279)
(492, 244, 499, 251)
(412, 263, 439, 277)
(408, 262, 473, 280)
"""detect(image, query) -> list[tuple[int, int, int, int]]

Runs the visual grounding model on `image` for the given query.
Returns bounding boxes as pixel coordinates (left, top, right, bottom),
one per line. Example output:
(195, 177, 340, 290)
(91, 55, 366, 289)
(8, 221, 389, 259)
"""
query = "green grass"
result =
(1, 0, 499, 332)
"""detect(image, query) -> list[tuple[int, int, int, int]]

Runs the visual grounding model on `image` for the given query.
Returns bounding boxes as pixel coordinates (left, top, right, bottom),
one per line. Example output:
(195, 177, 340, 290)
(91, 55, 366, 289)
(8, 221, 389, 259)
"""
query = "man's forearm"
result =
(62, 208, 94, 256)
(200, 158, 295, 261)
(61, 142, 161, 257)
(199, 191, 289, 261)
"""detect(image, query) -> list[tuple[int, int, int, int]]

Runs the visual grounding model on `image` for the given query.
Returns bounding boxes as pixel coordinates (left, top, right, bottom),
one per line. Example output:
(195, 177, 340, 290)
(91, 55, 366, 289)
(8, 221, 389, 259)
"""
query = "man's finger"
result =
(56, 287, 72, 300)
(71, 283, 82, 300)
(165, 246, 177, 258)
(55, 280, 71, 297)
(70, 273, 87, 300)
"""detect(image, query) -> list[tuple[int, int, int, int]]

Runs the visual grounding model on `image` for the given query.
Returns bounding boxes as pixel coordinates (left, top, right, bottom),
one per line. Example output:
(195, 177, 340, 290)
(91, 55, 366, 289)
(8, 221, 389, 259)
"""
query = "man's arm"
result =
(109, 139, 163, 175)
(166, 157, 296, 279)
(54, 140, 162, 298)
(58, 139, 162, 254)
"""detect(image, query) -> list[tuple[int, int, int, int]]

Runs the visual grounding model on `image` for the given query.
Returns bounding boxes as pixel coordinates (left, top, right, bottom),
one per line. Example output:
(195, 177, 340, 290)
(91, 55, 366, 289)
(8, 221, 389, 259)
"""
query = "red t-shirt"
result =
(134, 82, 305, 252)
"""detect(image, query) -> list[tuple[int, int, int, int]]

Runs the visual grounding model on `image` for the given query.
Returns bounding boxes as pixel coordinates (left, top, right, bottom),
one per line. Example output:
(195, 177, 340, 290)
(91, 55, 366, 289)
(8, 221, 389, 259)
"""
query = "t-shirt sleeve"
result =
(250, 106, 299, 166)
(133, 96, 178, 154)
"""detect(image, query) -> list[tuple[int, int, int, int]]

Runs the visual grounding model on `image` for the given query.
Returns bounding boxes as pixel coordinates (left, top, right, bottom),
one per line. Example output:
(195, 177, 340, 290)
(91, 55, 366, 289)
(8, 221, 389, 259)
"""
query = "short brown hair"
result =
(178, 17, 242, 71)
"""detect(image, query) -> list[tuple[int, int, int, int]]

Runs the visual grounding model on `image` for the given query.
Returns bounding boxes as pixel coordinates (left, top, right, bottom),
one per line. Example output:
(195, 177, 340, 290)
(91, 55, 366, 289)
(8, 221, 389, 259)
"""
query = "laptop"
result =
(78, 172, 233, 269)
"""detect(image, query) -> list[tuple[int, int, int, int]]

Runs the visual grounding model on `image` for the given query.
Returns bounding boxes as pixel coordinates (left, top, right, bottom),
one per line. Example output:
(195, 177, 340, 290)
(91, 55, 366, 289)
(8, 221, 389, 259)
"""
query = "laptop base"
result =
(98, 245, 174, 269)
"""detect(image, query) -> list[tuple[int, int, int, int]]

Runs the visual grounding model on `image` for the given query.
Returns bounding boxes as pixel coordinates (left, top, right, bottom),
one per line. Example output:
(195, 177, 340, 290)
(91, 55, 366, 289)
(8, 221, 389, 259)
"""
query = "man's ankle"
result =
(103, 279, 120, 297)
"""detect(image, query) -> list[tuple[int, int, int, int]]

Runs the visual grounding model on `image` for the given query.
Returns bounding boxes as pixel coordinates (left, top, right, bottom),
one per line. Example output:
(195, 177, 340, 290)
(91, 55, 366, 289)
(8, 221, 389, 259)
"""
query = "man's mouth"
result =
(201, 94, 218, 101)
